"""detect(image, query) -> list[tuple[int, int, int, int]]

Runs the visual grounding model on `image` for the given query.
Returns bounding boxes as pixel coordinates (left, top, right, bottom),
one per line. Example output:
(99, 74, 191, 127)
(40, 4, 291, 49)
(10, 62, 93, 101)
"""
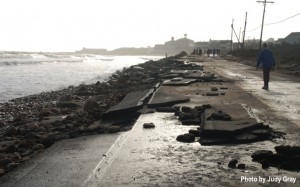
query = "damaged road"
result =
(1, 55, 300, 186)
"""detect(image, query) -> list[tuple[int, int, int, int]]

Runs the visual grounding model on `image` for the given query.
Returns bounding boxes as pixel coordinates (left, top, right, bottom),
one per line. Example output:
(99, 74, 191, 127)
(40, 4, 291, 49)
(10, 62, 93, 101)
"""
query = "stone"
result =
(57, 102, 79, 108)
(0, 168, 5, 175)
(228, 159, 238, 168)
(32, 144, 45, 151)
(143, 123, 155, 129)
(275, 145, 300, 156)
(176, 133, 195, 143)
(261, 160, 270, 169)
(181, 106, 193, 113)
(237, 163, 246, 169)
(211, 87, 218, 91)
(0, 158, 12, 167)
(188, 129, 201, 137)
(5, 162, 19, 171)
(83, 98, 100, 113)
(206, 92, 219, 96)
(106, 126, 121, 133)
(4, 126, 19, 136)
(251, 150, 273, 161)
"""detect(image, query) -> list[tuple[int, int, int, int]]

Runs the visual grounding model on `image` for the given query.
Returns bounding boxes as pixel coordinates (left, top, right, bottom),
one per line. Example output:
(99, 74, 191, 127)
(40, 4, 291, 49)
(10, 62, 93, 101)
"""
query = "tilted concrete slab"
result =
(162, 78, 197, 86)
(200, 104, 272, 145)
(104, 89, 154, 118)
(147, 86, 190, 107)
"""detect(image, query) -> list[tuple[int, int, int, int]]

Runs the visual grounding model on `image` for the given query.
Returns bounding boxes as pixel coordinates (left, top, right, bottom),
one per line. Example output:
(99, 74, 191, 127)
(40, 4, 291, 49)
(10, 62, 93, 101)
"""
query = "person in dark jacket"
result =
(256, 43, 276, 90)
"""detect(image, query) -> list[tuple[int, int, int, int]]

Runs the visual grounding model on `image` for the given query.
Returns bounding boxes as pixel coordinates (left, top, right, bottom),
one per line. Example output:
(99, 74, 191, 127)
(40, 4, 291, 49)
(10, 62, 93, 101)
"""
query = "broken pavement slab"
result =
(103, 89, 155, 118)
(147, 86, 190, 107)
(162, 78, 197, 86)
(199, 104, 276, 145)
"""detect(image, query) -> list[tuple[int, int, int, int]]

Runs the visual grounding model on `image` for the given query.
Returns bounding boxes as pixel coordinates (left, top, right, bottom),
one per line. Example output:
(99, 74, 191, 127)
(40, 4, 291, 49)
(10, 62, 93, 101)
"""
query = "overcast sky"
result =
(0, 0, 299, 52)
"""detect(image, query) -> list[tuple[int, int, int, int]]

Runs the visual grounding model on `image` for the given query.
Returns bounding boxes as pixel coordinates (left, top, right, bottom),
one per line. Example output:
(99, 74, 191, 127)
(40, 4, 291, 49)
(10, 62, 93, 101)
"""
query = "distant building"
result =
(283, 32, 300, 44)
(152, 34, 195, 55)
(76, 48, 108, 54)
(194, 40, 231, 53)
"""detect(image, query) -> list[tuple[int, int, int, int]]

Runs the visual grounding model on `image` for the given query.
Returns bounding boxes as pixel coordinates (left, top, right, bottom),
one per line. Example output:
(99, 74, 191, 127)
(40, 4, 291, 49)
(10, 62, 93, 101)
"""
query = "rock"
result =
(188, 129, 201, 137)
(4, 126, 19, 136)
(275, 145, 300, 156)
(6, 145, 19, 153)
(83, 98, 100, 113)
(206, 92, 219, 96)
(106, 126, 121, 133)
(5, 162, 19, 171)
(38, 133, 56, 148)
(176, 133, 195, 143)
(228, 159, 238, 168)
(251, 150, 273, 161)
(24, 131, 38, 139)
(39, 108, 54, 117)
(181, 106, 193, 113)
(141, 122, 155, 129)
(237, 163, 246, 169)
(0, 158, 12, 167)
(57, 102, 79, 108)
(9, 152, 22, 162)
(0, 168, 5, 175)
(211, 87, 218, 91)
(261, 160, 270, 169)
(32, 144, 45, 151)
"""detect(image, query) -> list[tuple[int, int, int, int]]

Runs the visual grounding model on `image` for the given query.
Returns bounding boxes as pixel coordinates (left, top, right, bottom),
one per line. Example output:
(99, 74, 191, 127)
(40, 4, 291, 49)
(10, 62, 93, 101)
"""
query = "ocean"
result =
(0, 52, 162, 103)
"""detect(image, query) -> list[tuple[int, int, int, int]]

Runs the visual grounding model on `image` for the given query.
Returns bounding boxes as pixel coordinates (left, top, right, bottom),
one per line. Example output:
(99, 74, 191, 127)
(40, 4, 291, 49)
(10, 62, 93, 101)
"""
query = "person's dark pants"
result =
(263, 67, 272, 88)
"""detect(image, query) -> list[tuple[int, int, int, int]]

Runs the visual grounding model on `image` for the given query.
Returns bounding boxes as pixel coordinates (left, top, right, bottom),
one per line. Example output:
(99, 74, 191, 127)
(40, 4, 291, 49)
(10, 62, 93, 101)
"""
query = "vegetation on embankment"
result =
(226, 43, 300, 76)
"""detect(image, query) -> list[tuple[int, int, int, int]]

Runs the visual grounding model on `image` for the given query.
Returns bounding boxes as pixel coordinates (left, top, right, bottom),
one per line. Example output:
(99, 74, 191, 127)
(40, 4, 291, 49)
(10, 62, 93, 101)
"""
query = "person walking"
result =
(256, 43, 276, 90)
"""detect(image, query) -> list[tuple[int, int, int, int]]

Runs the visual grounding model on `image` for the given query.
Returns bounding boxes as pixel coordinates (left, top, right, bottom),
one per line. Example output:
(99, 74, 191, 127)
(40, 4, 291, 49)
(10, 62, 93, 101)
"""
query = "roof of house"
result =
(285, 32, 300, 39)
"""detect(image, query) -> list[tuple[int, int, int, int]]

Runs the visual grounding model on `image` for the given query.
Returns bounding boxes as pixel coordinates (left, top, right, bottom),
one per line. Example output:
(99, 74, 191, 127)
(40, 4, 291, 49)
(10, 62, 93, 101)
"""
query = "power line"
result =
(247, 11, 300, 32)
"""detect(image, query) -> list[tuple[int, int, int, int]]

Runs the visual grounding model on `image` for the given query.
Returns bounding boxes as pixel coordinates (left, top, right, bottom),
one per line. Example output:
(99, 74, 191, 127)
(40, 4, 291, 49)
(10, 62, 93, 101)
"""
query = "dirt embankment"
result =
(225, 44, 300, 77)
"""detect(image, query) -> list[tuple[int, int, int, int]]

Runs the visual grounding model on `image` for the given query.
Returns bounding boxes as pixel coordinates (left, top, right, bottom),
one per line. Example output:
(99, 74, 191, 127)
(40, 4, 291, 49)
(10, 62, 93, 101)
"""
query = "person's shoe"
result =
(262, 86, 269, 90)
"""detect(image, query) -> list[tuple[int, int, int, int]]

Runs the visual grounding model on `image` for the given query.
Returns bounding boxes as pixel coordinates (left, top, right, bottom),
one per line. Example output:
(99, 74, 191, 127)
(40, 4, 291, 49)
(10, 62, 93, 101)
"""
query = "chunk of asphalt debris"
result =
(251, 150, 274, 161)
(156, 107, 178, 113)
(143, 123, 155, 129)
(188, 129, 201, 137)
(176, 133, 195, 143)
(206, 92, 219, 96)
(237, 163, 246, 169)
(251, 147, 300, 171)
(275, 145, 300, 156)
(207, 110, 231, 121)
(228, 159, 238, 168)
(211, 87, 218, 91)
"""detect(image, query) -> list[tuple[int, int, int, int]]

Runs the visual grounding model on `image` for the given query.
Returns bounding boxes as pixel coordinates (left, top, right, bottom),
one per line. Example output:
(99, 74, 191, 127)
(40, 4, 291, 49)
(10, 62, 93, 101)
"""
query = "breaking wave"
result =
(0, 52, 84, 66)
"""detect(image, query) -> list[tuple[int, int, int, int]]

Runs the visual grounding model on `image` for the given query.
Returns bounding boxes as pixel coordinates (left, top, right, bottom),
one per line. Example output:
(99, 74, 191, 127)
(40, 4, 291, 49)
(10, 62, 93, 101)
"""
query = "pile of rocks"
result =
(175, 105, 282, 145)
(251, 145, 300, 171)
(0, 53, 190, 176)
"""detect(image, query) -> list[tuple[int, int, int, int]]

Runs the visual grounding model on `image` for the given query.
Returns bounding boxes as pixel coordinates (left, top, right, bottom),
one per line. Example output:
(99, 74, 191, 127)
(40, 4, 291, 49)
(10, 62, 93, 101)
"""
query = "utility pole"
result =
(242, 12, 247, 49)
(230, 19, 234, 51)
(257, 0, 274, 50)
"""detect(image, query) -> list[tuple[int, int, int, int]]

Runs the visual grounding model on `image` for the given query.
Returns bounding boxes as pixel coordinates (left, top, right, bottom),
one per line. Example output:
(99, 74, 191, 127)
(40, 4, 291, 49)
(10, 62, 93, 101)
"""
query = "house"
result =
(283, 32, 300, 44)
(152, 34, 195, 55)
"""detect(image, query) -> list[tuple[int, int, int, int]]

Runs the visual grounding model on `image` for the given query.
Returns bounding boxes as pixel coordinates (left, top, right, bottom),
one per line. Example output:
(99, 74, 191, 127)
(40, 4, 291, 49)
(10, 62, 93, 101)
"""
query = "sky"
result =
(0, 0, 299, 52)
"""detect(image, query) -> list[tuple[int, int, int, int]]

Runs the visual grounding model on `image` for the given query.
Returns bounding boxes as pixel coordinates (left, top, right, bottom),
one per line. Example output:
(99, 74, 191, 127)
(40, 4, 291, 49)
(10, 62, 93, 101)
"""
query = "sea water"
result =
(0, 52, 162, 103)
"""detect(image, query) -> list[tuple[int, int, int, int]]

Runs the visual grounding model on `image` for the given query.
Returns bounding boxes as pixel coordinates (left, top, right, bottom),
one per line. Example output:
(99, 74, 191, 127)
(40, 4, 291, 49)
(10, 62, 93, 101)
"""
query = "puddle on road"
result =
(86, 112, 300, 186)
